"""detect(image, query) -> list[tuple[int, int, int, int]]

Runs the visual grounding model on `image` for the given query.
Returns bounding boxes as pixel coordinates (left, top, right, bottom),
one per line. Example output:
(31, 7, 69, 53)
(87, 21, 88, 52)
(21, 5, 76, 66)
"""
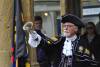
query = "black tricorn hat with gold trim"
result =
(61, 14, 84, 28)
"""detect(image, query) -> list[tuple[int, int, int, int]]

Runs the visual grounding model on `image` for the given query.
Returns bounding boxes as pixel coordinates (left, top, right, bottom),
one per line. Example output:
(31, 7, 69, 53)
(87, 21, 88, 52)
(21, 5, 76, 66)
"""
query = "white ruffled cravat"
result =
(63, 39, 72, 56)
(63, 35, 77, 56)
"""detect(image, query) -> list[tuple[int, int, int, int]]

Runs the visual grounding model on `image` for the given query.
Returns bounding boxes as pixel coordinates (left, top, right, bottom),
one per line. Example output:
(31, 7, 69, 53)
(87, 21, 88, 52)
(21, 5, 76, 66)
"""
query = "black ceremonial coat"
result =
(38, 36, 96, 67)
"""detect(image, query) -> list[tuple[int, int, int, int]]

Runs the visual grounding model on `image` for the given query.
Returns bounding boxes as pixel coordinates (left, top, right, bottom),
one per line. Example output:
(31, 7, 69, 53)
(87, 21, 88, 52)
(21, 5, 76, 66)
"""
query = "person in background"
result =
(82, 22, 100, 67)
(29, 16, 54, 67)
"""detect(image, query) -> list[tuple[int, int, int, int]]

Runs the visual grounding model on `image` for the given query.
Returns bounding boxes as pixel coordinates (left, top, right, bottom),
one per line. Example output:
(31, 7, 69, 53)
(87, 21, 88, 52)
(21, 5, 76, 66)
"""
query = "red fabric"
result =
(11, 56, 14, 63)
(11, 48, 14, 52)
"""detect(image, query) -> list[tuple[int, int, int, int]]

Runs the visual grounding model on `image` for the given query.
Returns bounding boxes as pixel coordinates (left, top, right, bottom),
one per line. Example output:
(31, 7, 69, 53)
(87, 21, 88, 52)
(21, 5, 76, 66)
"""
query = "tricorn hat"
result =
(61, 14, 84, 28)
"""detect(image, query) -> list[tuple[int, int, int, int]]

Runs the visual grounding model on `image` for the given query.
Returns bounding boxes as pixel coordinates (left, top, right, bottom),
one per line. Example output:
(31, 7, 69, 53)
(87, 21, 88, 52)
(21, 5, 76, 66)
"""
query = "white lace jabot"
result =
(63, 35, 77, 56)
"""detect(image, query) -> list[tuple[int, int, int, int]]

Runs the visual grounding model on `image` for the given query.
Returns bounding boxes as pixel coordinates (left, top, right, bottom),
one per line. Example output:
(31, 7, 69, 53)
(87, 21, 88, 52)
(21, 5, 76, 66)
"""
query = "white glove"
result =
(28, 31, 41, 48)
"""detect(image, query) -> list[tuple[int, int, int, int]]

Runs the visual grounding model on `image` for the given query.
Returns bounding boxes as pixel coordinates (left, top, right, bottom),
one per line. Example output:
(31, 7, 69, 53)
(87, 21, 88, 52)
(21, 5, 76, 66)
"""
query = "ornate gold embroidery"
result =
(84, 48, 90, 55)
(47, 41, 51, 44)
(78, 46, 83, 53)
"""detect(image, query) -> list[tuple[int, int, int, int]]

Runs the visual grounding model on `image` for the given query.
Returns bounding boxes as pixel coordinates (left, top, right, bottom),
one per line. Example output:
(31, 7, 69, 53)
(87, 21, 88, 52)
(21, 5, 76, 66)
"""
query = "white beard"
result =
(63, 32, 71, 37)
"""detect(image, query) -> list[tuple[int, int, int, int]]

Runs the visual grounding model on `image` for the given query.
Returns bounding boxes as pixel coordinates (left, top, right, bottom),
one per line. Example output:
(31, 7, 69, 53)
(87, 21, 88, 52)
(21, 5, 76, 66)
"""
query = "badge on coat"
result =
(78, 46, 84, 53)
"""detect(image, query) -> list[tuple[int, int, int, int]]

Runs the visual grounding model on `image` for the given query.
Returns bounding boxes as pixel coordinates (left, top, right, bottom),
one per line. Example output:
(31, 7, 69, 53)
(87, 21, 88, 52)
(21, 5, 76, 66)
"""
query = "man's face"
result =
(63, 22, 78, 38)
(34, 20, 42, 30)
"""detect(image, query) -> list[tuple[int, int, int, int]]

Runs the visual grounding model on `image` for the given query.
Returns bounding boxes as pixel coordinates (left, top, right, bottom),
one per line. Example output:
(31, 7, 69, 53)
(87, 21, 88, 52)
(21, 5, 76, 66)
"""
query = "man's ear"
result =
(74, 26, 78, 32)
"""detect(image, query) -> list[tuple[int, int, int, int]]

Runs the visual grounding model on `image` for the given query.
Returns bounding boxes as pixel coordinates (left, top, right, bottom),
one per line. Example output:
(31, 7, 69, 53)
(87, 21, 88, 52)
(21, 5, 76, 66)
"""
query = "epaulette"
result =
(47, 36, 60, 45)
(50, 37, 59, 41)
